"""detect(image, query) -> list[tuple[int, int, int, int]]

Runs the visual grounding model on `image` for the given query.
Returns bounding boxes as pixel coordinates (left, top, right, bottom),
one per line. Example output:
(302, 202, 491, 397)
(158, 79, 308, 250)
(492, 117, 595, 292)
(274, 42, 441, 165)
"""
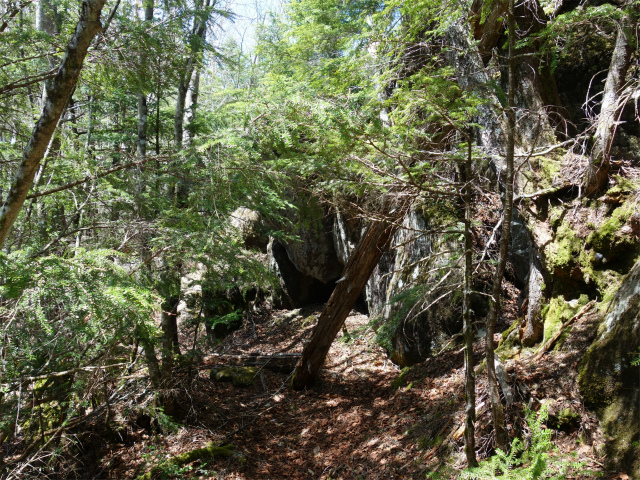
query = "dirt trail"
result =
(99, 305, 615, 480)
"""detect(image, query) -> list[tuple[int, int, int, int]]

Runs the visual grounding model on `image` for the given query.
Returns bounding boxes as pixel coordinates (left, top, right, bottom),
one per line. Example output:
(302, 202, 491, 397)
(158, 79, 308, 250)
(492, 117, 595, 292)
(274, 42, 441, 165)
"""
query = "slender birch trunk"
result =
(137, 0, 154, 158)
(185, 69, 200, 146)
(0, 0, 108, 249)
(174, 0, 209, 148)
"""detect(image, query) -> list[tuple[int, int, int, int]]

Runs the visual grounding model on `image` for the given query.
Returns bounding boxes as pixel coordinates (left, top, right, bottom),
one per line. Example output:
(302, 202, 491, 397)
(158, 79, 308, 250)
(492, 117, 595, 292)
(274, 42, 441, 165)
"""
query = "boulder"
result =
(579, 258, 640, 477)
(229, 207, 268, 251)
(268, 238, 335, 307)
(176, 261, 207, 328)
(365, 209, 464, 366)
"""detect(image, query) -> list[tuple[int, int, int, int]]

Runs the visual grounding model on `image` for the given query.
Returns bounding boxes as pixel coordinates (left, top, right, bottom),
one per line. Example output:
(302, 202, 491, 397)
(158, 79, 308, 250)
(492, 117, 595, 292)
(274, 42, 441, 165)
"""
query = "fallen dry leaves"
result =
(78, 305, 620, 480)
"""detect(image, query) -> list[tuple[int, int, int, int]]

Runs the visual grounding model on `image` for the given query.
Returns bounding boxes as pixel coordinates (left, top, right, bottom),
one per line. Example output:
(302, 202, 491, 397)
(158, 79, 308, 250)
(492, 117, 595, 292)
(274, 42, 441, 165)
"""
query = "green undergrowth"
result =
(137, 442, 234, 480)
(459, 407, 595, 480)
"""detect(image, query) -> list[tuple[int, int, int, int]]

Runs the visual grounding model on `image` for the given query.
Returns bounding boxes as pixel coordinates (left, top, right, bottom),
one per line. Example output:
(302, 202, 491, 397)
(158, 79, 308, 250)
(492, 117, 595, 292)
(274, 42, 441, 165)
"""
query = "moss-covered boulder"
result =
(579, 258, 640, 477)
(210, 366, 258, 387)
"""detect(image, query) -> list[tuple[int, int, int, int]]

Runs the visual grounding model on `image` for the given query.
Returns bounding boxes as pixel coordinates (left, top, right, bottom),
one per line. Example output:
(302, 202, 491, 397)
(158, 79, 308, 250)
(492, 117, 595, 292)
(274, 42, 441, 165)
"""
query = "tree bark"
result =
(461, 133, 478, 467)
(137, 94, 148, 157)
(185, 68, 200, 146)
(484, 0, 516, 453)
(136, 0, 153, 158)
(291, 207, 407, 390)
(0, 0, 108, 249)
(521, 250, 544, 346)
(174, 0, 209, 149)
(585, 17, 632, 196)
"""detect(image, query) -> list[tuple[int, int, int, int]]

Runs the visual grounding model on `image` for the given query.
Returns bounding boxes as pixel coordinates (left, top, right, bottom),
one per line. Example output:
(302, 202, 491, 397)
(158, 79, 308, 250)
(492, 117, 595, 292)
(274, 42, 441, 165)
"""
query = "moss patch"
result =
(556, 407, 581, 431)
(578, 283, 640, 476)
(391, 367, 413, 391)
(587, 204, 634, 258)
(540, 295, 589, 347)
(544, 223, 582, 273)
(211, 366, 258, 387)
(137, 443, 234, 480)
(606, 175, 639, 197)
(537, 156, 562, 189)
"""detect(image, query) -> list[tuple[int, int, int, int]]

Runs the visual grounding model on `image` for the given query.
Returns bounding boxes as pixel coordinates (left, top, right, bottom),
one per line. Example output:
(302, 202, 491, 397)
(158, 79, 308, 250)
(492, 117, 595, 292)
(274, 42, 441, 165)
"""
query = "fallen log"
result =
(205, 353, 301, 373)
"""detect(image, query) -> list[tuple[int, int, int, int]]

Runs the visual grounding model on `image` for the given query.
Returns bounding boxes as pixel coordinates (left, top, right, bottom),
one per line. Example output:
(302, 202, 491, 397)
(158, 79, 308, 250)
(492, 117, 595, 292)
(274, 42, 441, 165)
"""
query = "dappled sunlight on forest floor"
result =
(88, 306, 618, 479)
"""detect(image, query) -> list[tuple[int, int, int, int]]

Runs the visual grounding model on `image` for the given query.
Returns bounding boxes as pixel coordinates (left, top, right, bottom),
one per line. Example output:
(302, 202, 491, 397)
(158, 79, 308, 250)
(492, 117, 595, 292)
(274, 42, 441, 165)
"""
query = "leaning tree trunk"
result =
(291, 208, 407, 390)
(0, 0, 108, 249)
(585, 17, 632, 196)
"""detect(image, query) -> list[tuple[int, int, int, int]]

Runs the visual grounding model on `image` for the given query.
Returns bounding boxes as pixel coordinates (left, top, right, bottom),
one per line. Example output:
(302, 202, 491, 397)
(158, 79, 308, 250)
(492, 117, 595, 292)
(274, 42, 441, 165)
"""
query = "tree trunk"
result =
(484, 0, 516, 453)
(174, 79, 189, 148)
(139, 336, 162, 388)
(160, 303, 179, 416)
(461, 133, 478, 467)
(174, 0, 209, 149)
(137, 0, 153, 158)
(155, 86, 161, 154)
(185, 68, 200, 146)
(137, 94, 148, 157)
(0, 0, 108, 249)
(291, 208, 407, 390)
(521, 250, 544, 346)
(585, 17, 632, 196)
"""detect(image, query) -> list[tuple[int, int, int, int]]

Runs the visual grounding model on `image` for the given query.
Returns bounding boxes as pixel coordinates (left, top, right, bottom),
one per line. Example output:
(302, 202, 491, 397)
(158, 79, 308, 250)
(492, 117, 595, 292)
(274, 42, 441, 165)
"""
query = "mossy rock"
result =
(541, 399, 582, 432)
(540, 295, 589, 348)
(210, 366, 258, 387)
(497, 319, 523, 357)
(556, 407, 581, 431)
(578, 258, 640, 477)
(586, 204, 636, 260)
(137, 443, 234, 480)
(391, 366, 413, 391)
(544, 223, 582, 273)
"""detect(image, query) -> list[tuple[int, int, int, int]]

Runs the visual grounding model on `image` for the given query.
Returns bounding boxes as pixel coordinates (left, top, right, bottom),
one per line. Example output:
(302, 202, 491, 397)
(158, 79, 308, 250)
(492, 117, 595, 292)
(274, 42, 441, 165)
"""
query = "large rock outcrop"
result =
(266, 194, 344, 307)
(362, 209, 465, 366)
(578, 258, 640, 477)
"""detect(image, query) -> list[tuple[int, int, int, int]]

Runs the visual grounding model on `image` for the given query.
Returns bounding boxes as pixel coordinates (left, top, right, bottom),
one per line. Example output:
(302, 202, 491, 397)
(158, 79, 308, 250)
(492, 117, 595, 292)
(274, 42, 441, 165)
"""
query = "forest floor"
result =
(84, 304, 624, 480)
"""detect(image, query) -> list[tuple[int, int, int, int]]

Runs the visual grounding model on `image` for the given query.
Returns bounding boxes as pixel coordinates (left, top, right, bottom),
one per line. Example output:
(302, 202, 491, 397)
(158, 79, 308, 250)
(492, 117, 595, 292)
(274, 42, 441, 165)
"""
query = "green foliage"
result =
(207, 309, 243, 330)
(0, 249, 161, 450)
(0, 249, 160, 379)
(461, 407, 589, 480)
(631, 347, 640, 367)
(138, 442, 233, 480)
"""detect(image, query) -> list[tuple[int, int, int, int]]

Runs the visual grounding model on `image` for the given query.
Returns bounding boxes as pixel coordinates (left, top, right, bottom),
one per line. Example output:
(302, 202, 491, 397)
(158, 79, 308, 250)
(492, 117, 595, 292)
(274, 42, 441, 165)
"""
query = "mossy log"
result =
(137, 443, 233, 480)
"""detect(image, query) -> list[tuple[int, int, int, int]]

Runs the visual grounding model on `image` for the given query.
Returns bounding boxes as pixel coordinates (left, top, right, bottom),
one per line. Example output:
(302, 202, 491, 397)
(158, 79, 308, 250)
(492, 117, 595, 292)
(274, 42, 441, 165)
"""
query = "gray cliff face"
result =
(579, 258, 640, 477)
(281, 214, 343, 285)
(265, 194, 344, 307)
(362, 209, 463, 366)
